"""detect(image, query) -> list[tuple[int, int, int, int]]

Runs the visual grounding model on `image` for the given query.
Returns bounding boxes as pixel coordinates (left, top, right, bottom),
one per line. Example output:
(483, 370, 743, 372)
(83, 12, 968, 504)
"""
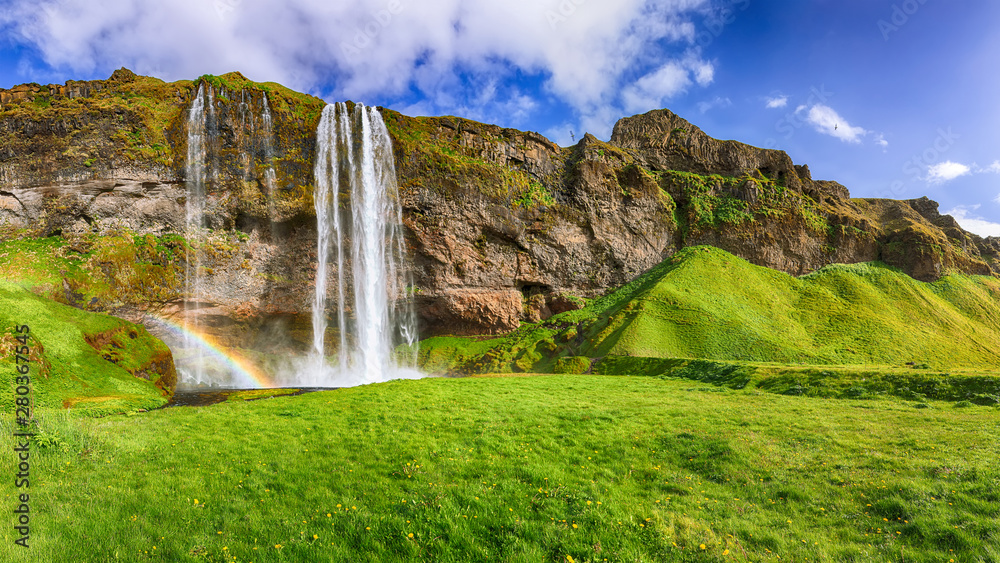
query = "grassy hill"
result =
(418, 246, 1000, 394)
(0, 281, 175, 415)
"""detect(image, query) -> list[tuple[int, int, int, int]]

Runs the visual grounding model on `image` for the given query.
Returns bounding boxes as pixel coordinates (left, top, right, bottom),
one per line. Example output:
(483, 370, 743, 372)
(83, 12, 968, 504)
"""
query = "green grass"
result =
(421, 246, 1000, 383)
(0, 281, 173, 414)
(379, 109, 561, 210)
(0, 233, 185, 310)
(1, 375, 998, 562)
(594, 357, 1000, 404)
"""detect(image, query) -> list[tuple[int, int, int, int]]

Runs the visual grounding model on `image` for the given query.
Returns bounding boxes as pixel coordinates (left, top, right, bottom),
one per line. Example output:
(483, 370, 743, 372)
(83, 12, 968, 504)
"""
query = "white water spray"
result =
(182, 83, 210, 385)
(311, 103, 419, 386)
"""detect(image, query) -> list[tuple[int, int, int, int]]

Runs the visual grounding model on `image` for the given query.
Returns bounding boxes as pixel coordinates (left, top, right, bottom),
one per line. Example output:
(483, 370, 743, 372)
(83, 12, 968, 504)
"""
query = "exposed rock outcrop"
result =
(611, 108, 807, 192)
(1, 69, 996, 341)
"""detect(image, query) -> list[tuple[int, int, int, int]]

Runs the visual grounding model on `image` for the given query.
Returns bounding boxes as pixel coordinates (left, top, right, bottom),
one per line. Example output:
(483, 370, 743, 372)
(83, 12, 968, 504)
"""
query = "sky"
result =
(1, 0, 998, 236)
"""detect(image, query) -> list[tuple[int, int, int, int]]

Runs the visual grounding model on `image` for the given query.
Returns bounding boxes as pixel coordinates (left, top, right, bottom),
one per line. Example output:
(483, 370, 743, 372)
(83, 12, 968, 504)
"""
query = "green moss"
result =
(198, 72, 326, 124)
(0, 233, 184, 309)
(659, 170, 833, 239)
(0, 281, 173, 415)
(553, 356, 591, 374)
(416, 336, 504, 375)
(380, 110, 560, 211)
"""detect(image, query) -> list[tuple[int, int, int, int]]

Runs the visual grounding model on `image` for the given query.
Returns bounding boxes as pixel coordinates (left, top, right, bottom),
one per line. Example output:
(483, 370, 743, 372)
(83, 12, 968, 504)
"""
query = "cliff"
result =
(1, 69, 997, 342)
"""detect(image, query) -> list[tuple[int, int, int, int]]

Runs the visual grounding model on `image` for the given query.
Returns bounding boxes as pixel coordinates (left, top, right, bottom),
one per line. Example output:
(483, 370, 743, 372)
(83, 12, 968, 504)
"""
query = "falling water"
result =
(311, 102, 419, 385)
(260, 93, 278, 213)
(182, 84, 210, 385)
(174, 84, 266, 388)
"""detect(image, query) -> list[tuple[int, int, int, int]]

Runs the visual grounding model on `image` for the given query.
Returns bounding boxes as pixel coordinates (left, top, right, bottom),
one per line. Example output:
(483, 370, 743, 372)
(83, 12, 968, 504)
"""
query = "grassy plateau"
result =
(0, 280, 173, 415)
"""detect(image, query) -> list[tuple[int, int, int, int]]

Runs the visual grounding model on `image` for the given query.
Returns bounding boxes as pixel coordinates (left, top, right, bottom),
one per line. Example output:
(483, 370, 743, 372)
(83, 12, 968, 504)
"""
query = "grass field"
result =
(2, 374, 999, 562)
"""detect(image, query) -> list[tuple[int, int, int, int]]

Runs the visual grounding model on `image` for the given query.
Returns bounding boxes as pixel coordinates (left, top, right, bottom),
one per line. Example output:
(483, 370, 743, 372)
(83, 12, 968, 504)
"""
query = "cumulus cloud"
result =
(988, 160, 1000, 174)
(0, 0, 714, 134)
(621, 53, 715, 116)
(622, 62, 690, 114)
(945, 205, 1000, 237)
(926, 161, 972, 184)
(765, 95, 787, 108)
(995, 193, 1000, 204)
(797, 104, 867, 143)
(875, 133, 888, 149)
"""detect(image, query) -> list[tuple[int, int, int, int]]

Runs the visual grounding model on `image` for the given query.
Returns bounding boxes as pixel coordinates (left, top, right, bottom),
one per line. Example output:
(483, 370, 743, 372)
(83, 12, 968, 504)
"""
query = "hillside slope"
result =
(0, 281, 176, 414)
(419, 246, 1000, 374)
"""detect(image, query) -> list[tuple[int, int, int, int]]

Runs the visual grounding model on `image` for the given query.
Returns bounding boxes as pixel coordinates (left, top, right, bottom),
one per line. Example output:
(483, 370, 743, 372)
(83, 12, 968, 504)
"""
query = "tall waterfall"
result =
(182, 83, 212, 385)
(311, 102, 419, 386)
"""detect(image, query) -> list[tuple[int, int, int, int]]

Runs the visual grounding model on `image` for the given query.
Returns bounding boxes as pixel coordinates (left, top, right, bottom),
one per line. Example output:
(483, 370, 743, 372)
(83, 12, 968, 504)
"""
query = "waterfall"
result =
(260, 93, 279, 226)
(260, 93, 277, 193)
(311, 102, 419, 386)
(182, 83, 210, 385)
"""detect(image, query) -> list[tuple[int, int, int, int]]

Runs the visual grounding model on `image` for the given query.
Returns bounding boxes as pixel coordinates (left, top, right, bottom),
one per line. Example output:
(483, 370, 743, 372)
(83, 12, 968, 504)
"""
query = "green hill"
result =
(418, 246, 1000, 396)
(0, 281, 176, 415)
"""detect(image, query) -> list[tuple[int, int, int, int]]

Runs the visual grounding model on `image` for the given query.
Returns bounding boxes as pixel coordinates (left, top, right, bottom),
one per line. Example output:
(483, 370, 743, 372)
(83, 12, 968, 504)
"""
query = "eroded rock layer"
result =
(2, 69, 997, 340)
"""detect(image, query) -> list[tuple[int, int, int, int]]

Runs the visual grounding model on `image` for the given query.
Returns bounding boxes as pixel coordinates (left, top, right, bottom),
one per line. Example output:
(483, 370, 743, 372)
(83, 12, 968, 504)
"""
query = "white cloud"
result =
(875, 133, 888, 149)
(987, 160, 1000, 174)
(797, 104, 867, 143)
(685, 55, 714, 87)
(927, 161, 972, 184)
(994, 193, 1000, 204)
(945, 205, 1000, 237)
(622, 62, 690, 114)
(765, 95, 787, 109)
(0, 0, 714, 133)
(621, 53, 715, 115)
(696, 96, 731, 114)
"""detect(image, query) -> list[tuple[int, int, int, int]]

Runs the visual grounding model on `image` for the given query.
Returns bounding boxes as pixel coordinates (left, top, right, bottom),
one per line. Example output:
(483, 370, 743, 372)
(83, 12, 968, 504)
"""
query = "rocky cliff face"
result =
(1, 69, 997, 344)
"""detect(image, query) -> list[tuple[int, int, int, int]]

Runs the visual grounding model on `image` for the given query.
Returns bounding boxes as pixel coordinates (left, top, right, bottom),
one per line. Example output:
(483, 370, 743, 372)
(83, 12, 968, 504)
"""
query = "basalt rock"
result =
(0, 69, 996, 340)
(611, 108, 806, 191)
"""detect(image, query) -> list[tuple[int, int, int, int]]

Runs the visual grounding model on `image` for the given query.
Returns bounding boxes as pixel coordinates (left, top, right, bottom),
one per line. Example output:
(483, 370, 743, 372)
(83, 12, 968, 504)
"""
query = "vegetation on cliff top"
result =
(381, 109, 560, 210)
(197, 71, 326, 124)
(0, 69, 325, 178)
(0, 281, 174, 415)
(0, 72, 194, 168)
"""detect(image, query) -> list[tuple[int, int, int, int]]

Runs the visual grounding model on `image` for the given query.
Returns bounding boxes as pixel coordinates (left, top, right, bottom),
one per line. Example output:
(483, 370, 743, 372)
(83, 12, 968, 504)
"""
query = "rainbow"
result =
(145, 313, 274, 388)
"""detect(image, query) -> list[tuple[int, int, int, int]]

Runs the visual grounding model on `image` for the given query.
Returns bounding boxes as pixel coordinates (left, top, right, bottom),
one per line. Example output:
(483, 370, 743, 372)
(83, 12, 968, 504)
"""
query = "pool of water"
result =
(165, 387, 332, 407)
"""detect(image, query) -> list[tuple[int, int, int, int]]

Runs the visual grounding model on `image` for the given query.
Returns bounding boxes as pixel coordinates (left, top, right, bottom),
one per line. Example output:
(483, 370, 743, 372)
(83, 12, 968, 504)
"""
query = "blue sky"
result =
(2, 0, 998, 235)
